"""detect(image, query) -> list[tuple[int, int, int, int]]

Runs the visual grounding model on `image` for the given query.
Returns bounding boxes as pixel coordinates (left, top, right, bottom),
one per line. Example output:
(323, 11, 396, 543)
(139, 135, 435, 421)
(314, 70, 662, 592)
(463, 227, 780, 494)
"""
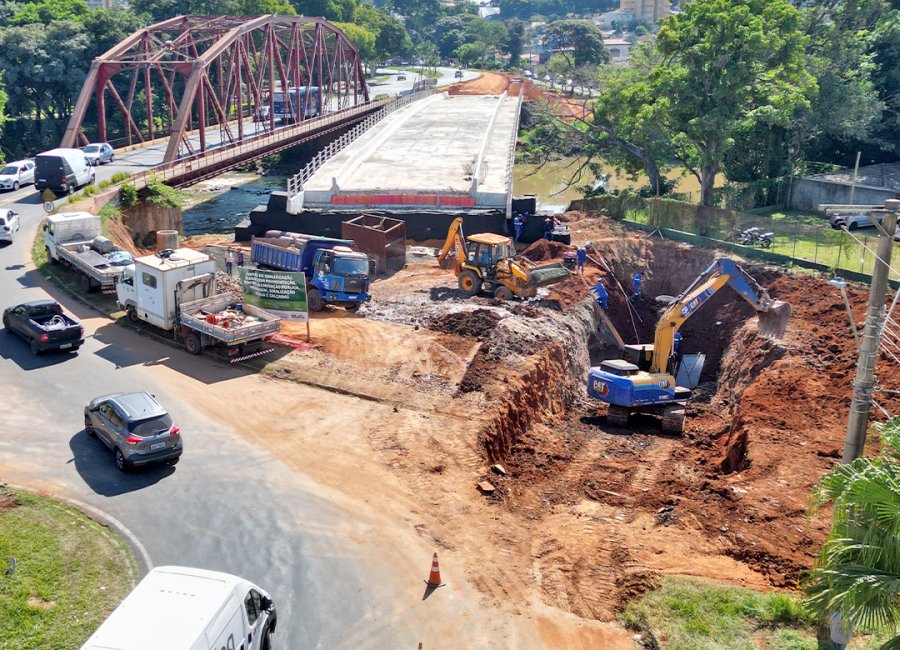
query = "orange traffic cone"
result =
(426, 552, 444, 587)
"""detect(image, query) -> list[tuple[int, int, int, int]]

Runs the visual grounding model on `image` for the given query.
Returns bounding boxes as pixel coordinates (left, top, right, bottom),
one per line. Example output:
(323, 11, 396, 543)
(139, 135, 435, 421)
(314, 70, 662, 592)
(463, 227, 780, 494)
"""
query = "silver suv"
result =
(84, 392, 182, 471)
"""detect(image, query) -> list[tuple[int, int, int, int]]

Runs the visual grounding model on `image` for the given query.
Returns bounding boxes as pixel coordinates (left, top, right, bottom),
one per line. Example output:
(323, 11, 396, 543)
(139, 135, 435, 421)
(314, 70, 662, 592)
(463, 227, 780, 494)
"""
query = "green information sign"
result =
(239, 268, 309, 322)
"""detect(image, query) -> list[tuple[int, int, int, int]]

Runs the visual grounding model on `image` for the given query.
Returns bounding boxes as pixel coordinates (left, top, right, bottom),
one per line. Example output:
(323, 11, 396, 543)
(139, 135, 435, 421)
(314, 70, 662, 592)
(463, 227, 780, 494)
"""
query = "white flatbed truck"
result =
(117, 248, 281, 356)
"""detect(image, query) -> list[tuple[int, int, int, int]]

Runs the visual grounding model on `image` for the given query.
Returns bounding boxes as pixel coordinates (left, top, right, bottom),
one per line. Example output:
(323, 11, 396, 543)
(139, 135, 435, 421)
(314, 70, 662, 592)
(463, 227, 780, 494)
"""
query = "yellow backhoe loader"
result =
(438, 217, 570, 299)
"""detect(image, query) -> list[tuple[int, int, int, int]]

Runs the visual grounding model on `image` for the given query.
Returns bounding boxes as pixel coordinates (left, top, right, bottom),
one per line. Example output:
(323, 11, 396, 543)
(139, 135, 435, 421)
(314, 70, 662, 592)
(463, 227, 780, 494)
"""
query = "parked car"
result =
(397, 73, 407, 81)
(84, 392, 182, 472)
(829, 213, 882, 231)
(0, 209, 20, 242)
(3, 300, 83, 354)
(0, 160, 35, 191)
(82, 142, 114, 165)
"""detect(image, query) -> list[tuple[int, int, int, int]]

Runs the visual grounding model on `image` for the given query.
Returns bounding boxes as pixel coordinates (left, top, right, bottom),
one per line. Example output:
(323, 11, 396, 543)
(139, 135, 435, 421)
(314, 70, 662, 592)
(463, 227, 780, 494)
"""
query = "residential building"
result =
(595, 10, 634, 28)
(605, 38, 634, 63)
(618, 0, 670, 23)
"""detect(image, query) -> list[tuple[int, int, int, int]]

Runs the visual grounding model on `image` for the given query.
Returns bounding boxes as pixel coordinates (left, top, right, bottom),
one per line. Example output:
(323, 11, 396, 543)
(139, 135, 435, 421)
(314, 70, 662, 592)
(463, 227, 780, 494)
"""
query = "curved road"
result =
(0, 180, 385, 647)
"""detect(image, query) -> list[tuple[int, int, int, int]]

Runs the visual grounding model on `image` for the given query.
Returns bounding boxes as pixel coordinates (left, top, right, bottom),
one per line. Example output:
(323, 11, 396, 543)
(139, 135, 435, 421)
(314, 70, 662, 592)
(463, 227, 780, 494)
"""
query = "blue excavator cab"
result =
(586, 258, 790, 433)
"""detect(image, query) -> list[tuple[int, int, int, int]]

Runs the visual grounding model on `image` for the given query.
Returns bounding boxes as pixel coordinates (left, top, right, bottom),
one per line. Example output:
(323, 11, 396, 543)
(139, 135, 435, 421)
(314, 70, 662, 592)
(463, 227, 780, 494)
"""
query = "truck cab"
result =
(308, 246, 371, 312)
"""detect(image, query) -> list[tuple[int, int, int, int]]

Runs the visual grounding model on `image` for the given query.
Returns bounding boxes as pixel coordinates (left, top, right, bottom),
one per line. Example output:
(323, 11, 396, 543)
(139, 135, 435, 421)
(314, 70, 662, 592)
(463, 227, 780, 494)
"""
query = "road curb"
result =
(4, 483, 152, 583)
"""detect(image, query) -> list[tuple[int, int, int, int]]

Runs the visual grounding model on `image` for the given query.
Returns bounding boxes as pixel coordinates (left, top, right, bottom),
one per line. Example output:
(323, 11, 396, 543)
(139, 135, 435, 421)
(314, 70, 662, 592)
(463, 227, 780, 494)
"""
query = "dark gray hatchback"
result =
(84, 392, 182, 471)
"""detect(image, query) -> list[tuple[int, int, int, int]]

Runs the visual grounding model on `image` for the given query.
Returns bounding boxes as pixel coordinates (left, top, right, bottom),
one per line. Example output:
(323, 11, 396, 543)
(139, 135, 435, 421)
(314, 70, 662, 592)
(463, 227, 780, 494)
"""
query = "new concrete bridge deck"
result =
(295, 92, 522, 214)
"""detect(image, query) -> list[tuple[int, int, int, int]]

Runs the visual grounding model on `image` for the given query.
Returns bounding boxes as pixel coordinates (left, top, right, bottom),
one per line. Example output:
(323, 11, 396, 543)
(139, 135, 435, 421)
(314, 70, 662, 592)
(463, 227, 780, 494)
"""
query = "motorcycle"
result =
(737, 227, 774, 248)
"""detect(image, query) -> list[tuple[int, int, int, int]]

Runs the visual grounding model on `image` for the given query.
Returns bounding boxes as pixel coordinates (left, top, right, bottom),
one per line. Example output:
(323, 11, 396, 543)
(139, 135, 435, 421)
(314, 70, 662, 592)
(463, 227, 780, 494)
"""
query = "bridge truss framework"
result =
(61, 14, 370, 164)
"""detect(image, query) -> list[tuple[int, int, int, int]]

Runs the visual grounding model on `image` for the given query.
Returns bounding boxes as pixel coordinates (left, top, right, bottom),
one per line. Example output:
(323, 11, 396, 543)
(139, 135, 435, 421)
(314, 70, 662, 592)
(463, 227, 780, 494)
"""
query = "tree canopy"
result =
(804, 418, 900, 643)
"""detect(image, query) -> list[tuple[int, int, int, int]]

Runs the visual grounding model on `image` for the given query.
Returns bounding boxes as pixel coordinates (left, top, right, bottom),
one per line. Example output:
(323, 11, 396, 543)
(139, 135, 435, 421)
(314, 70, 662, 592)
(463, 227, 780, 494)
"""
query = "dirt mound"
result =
(0, 488, 19, 513)
(430, 309, 502, 339)
(522, 239, 574, 262)
(447, 72, 510, 95)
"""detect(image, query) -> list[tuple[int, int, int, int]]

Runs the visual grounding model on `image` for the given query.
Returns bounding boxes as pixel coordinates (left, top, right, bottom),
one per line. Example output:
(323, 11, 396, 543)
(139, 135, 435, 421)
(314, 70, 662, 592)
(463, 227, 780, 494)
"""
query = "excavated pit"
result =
(463, 217, 900, 615)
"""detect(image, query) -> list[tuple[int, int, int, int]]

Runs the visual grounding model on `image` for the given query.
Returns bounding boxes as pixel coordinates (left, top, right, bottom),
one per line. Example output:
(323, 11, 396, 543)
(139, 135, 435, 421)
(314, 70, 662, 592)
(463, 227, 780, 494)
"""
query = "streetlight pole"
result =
(842, 199, 900, 462)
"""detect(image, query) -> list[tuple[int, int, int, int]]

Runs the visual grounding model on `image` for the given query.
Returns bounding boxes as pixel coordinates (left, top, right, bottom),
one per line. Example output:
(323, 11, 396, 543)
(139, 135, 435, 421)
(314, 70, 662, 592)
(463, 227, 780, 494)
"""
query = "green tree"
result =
(652, 0, 814, 206)
(467, 17, 508, 65)
(544, 19, 608, 67)
(242, 0, 296, 14)
(334, 21, 375, 62)
(0, 20, 89, 122)
(505, 18, 525, 68)
(804, 417, 900, 646)
(9, 0, 88, 25)
(83, 9, 146, 58)
(354, 5, 411, 65)
(0, 73, 7, 164)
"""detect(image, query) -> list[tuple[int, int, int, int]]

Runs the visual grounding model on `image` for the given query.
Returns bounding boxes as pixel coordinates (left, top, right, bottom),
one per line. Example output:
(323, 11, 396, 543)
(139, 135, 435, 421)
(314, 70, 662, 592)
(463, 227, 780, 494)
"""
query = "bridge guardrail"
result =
(125, 101, 388, 191)
(286, 89, 436, 198)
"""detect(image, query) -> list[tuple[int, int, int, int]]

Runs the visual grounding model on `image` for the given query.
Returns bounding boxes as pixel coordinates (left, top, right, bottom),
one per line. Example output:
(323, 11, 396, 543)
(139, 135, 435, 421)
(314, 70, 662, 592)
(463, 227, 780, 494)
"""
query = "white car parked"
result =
(0, 160, 35, 191)
(0, 209, 20, 242)
(828, 213, 882, 231)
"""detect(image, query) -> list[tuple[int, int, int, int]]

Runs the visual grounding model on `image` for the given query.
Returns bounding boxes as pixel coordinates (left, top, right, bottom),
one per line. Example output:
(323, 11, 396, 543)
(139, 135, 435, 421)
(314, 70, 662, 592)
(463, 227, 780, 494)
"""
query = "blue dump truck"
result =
(250, 235, 371, 312)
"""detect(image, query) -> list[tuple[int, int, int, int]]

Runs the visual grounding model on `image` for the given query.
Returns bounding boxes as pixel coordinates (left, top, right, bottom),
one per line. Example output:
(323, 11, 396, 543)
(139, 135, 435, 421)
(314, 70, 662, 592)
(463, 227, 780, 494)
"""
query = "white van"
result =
(80, 566, 277, 650)
(35, 147, 95, 194)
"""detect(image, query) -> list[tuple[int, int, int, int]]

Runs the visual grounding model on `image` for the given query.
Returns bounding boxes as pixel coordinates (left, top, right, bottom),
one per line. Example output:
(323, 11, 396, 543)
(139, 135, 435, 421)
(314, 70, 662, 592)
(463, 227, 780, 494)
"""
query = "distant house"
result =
(595, 10, 634, 28)
(605, 38, 634, 62)
(790, 162, 900, 212)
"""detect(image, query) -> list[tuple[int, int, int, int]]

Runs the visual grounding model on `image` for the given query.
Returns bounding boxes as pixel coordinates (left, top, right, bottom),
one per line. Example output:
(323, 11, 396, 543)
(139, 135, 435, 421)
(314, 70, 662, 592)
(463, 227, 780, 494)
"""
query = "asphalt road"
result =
(0, 173, 390, 647)
(0, 71, 490, 646)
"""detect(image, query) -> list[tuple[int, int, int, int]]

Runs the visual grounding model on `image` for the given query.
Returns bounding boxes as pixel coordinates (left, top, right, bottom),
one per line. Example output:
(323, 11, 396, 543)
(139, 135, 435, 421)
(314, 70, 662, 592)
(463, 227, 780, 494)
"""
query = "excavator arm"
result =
(437, 217, 466, 275)
(648, 258, 791, 373)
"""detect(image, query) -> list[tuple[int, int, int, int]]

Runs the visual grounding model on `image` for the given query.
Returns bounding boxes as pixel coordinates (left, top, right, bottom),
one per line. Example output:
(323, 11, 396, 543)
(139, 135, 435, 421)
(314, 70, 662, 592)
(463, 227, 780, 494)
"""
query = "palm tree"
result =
(804, 418, 900, 648)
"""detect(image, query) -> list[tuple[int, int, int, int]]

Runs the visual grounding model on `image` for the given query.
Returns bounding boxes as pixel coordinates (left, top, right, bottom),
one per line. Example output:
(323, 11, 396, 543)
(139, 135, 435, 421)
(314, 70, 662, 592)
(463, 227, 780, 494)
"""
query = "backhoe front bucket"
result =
(526, 263, 570, 289)
(757, 300, 791, 339)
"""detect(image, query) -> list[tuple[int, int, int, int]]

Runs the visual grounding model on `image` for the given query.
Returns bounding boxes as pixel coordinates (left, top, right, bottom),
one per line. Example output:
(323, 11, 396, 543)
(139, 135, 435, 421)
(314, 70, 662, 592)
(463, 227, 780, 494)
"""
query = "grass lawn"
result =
(630, 207, 900, 281)
(0, 488, 135, 650)
(622, 576, 889, 650)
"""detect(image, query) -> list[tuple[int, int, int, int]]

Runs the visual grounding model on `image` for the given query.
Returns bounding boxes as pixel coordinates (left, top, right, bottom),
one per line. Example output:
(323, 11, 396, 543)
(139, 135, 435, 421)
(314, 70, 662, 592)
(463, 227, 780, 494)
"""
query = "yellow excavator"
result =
(438, 217, 570, 299)
(587, 258, 792, 433)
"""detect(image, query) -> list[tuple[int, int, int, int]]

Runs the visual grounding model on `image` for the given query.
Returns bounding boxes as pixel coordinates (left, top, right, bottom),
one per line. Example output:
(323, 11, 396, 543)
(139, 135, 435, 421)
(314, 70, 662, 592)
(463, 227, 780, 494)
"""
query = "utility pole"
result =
(843, 199, 900, 462)
(848, 151, 862, 205)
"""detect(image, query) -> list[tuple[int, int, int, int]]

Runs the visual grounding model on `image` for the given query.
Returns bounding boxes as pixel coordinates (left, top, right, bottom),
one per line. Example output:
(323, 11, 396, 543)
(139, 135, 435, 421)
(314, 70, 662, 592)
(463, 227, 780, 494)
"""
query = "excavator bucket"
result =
(526, 263, 571, 289)
(757, 300, 792, 339)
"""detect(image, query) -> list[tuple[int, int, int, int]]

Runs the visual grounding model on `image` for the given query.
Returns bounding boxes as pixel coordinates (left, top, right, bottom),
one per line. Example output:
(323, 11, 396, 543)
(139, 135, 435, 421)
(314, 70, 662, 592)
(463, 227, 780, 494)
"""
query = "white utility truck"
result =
(116, 248, 281, 356)
(44, 211, 132, 292)
(80, 566, 277, 650)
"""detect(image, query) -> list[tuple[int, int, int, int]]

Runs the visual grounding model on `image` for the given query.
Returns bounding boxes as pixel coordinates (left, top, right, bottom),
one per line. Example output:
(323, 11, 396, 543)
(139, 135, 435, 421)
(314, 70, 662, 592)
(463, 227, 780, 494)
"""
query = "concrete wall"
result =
(789, 178, 898, 212)
(123, 204, 183, 245)
(238, 192, 515, 242)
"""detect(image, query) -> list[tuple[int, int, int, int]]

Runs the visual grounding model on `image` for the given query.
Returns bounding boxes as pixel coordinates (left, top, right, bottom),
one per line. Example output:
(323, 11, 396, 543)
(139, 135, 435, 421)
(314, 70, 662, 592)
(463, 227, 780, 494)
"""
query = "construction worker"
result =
(224, 249, 234, 276)
(827, 612, 852, 650)
(673, 331, 683, 357)
(544, 217, 553, 241)
(576, 247, 587, 275)
(631, 272, 643, 300)
(591, 277, 608, 311)
(513, 215, 524, 244)
(237, 249, 245, 268)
